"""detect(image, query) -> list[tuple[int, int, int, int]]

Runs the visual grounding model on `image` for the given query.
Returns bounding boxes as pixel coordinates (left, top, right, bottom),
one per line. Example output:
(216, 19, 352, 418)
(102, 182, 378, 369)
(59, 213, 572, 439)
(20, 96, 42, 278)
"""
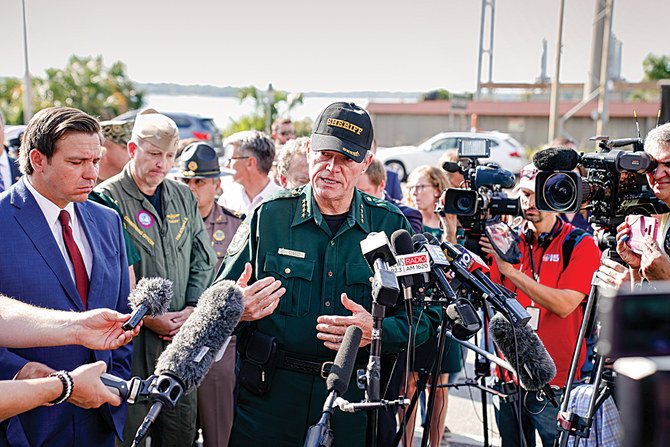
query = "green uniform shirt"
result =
(215, 184, 439, 446)
(97, 164, 217, 309)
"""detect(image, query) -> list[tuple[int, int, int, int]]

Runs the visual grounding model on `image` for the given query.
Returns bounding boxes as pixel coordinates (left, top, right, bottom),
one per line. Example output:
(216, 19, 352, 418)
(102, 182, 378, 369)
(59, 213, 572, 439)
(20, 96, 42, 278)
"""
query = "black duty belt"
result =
(277, 349, 367, 379)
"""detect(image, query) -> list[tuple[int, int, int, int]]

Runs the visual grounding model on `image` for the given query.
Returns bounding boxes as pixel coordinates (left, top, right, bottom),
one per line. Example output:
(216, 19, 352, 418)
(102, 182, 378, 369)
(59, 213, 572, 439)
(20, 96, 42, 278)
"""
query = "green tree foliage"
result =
(420, 89, 451, 101)
(223, 85, 304, 136)
(0, 55, 144, 124)
(643, 53, 670, 80)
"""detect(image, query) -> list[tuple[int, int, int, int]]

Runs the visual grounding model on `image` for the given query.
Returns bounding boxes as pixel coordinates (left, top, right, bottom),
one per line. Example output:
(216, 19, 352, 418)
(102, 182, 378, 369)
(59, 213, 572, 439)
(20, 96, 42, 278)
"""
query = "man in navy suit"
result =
(0, 111, 21, 192)
(0, 107, 132, 446)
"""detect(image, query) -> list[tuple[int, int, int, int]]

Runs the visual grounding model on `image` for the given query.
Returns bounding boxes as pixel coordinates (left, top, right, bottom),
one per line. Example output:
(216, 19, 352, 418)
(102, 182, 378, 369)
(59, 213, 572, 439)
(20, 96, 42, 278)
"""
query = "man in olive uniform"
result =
(175, 141, 243, 447)
(96, 109, 217, 446)
(215, 102, 438, 446)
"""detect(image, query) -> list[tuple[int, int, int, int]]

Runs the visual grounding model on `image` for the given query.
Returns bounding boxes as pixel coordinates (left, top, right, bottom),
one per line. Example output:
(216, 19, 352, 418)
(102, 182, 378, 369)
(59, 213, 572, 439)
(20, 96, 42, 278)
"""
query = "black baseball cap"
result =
(175, 142, 234, 179)
(310, 102, 373, 163)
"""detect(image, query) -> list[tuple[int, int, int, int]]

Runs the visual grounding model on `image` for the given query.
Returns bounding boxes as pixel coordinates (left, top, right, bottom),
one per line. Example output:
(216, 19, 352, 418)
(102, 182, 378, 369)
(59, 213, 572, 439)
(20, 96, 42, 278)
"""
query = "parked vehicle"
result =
(376, 131, 528, 181)
(114, 110, 223, 151)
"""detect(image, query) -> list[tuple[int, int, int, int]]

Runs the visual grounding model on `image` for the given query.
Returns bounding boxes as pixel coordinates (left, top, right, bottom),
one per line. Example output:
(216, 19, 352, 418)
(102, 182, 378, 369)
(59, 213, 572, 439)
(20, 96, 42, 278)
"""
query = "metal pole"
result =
(475, 0, 487, 100)
(595, 0, 613, 136)
(548, 0, 566, 143)
(265, 83, 273, 134)
(21, 0, 33, 123)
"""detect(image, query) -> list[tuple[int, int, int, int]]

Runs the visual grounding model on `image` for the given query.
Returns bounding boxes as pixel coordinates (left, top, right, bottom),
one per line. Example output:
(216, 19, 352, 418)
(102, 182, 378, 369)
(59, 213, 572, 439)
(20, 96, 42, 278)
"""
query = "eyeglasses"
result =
(408, 184, 435, 193)
(520, 168, 538, 180)
(229, 156, 250, 161)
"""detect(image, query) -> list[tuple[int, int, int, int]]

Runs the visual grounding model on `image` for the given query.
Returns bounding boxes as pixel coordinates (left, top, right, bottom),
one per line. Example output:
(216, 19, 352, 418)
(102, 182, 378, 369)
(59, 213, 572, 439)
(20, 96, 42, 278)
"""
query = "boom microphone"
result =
(123, 277, 173, 331)
(131, 280, 244, 447)
(489, 313, 557, 400)
(532, 147, 580, 172)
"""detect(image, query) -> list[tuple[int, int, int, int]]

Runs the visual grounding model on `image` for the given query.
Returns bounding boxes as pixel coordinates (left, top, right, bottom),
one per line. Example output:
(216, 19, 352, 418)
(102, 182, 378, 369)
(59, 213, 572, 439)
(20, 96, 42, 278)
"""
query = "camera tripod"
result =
(553, 232, 619, 447)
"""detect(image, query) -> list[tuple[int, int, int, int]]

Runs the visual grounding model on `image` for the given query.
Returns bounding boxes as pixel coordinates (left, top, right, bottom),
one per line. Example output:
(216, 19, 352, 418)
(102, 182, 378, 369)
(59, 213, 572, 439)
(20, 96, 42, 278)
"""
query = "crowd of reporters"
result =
(2, 100, 669, 446)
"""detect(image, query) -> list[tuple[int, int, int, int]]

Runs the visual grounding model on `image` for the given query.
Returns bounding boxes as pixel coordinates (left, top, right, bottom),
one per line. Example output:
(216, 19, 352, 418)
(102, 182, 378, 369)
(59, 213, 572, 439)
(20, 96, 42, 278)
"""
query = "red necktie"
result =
(58, 210, 88, 308)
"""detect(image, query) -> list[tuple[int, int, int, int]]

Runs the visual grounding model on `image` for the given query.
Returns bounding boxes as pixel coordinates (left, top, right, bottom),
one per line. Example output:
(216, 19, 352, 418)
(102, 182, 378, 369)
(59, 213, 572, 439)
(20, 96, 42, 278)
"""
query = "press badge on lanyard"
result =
(526, 306, 540, 331)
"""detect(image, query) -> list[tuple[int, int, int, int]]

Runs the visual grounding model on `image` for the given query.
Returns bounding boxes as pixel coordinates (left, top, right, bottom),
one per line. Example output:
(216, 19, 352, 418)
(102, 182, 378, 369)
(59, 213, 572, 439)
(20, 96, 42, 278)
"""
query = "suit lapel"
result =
(11, 179, 84, 311)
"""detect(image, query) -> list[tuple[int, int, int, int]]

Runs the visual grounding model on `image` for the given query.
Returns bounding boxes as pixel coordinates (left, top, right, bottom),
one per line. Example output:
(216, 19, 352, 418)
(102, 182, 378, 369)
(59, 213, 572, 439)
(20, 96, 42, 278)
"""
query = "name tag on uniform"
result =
(278, 248, 306, 259)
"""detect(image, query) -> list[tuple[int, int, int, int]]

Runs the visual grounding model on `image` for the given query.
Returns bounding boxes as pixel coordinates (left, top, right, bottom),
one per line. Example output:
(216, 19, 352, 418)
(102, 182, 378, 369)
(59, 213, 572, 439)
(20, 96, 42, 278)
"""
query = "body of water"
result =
(144, 94, 416, 129)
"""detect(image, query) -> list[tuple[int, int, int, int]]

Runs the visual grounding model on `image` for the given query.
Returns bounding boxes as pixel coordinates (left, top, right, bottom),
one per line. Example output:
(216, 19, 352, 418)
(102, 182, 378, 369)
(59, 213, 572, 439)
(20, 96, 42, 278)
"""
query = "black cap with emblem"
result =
(310, 102, 373, 163)
(176, 142, 234, 179)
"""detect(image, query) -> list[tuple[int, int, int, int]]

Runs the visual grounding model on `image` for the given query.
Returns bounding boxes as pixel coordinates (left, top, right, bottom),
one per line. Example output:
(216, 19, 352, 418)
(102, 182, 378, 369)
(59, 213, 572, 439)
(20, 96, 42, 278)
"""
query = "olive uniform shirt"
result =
(204, 202, 243, 269)
(96, 164, 217, 447)
(215, 184, 439, 447)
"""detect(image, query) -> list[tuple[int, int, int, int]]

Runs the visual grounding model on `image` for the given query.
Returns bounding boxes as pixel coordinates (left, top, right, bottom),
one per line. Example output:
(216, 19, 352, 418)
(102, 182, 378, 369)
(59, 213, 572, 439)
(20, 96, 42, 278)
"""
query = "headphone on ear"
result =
(522, 218, 563, 249)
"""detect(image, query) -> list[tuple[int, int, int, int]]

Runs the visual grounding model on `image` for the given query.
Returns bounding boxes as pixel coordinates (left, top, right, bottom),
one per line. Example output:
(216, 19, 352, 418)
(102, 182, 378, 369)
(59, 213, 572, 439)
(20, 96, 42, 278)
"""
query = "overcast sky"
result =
(1, 0, 668, 94)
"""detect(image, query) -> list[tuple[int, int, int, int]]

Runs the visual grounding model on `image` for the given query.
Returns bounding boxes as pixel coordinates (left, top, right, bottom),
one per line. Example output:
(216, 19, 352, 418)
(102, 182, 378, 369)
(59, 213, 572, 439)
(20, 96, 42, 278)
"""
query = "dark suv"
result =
(114, 110, 223, 151)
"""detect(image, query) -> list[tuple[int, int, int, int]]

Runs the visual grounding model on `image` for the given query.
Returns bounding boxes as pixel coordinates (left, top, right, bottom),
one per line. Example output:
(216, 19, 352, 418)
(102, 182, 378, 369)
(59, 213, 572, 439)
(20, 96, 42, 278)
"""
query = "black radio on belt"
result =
(237, 327, 278, 396)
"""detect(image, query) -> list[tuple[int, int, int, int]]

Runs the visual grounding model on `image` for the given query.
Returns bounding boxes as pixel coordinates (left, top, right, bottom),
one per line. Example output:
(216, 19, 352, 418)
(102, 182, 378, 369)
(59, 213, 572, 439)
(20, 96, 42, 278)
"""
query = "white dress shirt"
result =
(25, 177, 93, 282)
(218, 178, 283, 214)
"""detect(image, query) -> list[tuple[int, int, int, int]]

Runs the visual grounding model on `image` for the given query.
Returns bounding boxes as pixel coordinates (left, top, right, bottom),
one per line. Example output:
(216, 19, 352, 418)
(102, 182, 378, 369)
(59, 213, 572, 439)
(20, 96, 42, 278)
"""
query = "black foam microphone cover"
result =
(326, 325, 363, 395)
(391, 229, 414, 257)
(532, 147, 580, 172)
(489, 313, 556, 390)
(123, 277, 173, 331)
(154, 280, 244, 391)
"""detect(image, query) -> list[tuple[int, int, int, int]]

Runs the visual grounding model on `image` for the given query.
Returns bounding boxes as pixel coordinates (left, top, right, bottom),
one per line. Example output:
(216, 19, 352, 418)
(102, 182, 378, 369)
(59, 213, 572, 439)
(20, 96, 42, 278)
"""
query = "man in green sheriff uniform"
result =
(215, 102, 438, 446)
(96, 109, 217, 446)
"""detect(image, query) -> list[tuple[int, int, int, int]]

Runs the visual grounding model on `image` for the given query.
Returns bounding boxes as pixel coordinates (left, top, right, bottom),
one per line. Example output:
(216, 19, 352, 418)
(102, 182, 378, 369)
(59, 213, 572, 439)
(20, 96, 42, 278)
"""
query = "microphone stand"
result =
(554, 231, 619, 447)
(304, 391, 337, 447)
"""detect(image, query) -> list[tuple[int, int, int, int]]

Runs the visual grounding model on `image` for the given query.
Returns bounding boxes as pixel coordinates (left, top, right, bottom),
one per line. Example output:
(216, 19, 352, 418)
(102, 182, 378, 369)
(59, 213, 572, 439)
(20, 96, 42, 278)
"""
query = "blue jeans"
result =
(493, 387, 563, 447)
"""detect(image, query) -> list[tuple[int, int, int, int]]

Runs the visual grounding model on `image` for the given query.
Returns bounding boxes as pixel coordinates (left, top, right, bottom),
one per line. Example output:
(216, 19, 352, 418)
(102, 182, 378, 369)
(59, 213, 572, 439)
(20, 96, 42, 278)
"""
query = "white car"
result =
(376, 131, 528, 181)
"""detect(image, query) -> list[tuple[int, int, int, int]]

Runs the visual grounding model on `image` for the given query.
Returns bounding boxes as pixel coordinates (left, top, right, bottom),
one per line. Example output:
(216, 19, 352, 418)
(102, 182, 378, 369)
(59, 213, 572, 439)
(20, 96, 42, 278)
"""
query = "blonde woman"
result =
(402, 165, 462, 446)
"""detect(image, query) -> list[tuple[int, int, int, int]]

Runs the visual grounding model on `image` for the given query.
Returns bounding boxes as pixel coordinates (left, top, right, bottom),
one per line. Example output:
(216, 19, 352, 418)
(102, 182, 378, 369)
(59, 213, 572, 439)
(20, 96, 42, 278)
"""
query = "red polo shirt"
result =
(489, 220, 601, 387)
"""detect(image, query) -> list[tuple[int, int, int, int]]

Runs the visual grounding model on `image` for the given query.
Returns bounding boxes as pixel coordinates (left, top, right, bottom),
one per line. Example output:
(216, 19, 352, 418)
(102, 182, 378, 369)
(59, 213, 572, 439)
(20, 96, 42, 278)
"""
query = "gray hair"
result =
(645, 122, 670, 154)
(228, 130, 275, 174)
(276, 137, 308, 180)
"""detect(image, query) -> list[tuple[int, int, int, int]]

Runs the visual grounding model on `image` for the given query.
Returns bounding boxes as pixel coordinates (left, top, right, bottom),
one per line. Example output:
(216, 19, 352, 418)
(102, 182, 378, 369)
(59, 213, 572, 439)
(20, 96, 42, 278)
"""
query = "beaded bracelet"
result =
(48, 370, 74, 405)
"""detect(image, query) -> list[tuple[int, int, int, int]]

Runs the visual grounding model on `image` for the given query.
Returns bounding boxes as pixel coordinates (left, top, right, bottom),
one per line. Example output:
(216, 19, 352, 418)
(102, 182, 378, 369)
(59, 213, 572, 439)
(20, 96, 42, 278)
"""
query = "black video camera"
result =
(533, 136, 669, 229)
(436, 138, 521, 258)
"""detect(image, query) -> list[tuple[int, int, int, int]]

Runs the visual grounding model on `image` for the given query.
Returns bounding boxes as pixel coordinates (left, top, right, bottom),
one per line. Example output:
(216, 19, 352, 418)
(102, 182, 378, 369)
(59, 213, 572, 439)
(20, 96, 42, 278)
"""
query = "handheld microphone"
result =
(131, 280, 244, 447)
(489, 313, 558, 406)
(411, 234, 458, 302)
(123, 277, 173, 331)
(434, 237, 531, 327)
(532, 147, 580, 172)
(390, 229, 426, 301)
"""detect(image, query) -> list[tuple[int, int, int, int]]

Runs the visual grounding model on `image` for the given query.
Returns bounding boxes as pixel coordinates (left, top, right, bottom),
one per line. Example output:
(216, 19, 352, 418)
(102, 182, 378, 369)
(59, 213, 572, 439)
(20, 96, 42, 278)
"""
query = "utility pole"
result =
(265, 83, 274, 134)
(548, 0, 566, 143)
(595, 0, 614, 136)
(21, 0, 33, 123)
(475, 0, 496, 100)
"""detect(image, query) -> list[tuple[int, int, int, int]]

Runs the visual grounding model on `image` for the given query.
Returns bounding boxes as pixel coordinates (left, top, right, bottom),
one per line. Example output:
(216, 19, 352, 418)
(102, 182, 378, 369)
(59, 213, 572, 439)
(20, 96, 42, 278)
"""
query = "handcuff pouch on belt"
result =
(237, 326, 278, 396)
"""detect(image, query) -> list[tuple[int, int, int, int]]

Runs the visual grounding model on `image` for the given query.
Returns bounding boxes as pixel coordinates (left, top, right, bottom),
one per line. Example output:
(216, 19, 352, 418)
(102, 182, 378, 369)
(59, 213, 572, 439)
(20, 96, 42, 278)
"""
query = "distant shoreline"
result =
(136, 82, 422, 99)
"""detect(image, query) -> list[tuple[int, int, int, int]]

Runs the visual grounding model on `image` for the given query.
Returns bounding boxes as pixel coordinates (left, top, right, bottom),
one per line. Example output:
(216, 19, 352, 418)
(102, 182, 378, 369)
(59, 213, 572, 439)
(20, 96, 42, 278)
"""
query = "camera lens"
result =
(455, 195, 474, 213)
(543, 173, 577, 211)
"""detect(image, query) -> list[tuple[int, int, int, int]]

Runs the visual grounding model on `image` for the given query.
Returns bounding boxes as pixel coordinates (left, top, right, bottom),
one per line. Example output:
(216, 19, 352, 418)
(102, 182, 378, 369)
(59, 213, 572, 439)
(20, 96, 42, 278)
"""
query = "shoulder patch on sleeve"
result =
(227, 222, 250, 256)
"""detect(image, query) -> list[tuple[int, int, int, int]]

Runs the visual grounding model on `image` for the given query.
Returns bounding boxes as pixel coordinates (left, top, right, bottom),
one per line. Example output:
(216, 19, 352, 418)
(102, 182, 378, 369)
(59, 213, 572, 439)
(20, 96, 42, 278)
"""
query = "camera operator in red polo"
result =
(479, 163, 601, 447)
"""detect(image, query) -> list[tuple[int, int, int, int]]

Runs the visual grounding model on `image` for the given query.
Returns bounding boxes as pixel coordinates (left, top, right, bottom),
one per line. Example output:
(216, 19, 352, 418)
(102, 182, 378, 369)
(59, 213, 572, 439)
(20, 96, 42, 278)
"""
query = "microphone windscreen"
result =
(422, 232, 440, 246)
(128, 277, 172, 316)
(411, 233, 428, 250)
(154, 280, 244, 391)
(326, 325, 363, 395)
(489, 313, 556, 390)
(442, 161, 461, 173)
(533, 147, 580, 172)
(391, 229, 414, 256)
